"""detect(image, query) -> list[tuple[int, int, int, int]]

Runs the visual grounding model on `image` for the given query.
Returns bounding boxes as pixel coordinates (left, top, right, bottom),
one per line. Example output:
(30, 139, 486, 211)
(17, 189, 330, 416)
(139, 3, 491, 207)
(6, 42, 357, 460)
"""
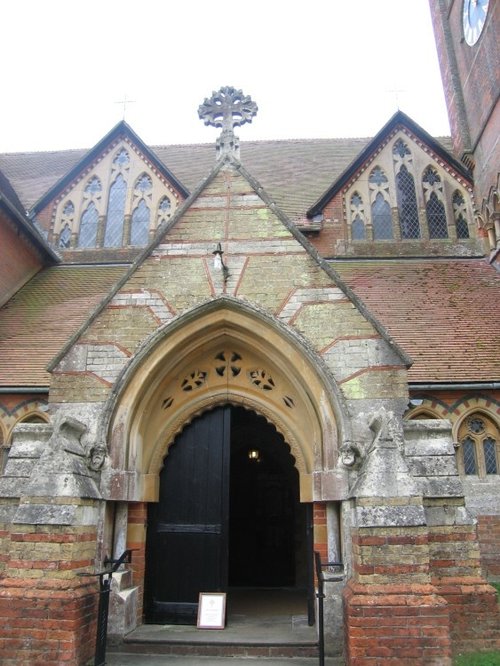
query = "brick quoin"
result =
(343, 579, 453, 666)
(0, 526, 99, 665)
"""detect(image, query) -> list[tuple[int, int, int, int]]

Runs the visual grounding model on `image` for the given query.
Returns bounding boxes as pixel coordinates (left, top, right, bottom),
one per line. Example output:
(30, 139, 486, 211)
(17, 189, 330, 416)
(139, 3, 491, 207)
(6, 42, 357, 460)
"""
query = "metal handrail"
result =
(314, 551, 343, 666)
(79, 549, 136, 666)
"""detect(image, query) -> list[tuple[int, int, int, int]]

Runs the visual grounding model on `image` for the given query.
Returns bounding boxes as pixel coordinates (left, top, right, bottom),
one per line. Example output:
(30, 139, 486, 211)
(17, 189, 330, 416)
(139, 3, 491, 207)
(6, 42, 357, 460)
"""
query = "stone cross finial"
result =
(198, 86, 258, 158)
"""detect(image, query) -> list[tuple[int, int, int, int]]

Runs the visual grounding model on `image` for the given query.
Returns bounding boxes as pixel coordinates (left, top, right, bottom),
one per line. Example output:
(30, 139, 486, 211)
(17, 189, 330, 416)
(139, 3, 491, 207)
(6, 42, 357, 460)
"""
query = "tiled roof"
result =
(0, 135, 453, 222)
(2, 257, 498, 388)
(0, 265, 126, 386)
(333, 258, 500, 383)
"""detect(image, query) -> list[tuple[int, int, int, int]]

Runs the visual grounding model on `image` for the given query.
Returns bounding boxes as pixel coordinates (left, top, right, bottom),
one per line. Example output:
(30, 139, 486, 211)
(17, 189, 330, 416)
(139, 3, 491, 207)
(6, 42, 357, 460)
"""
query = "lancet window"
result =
(423, 166, 448, 238)
(369, 167, 392, 240)
(350, 192, 366, 240)
(453, 191, 470, 239)
(393, 140, 420, 239)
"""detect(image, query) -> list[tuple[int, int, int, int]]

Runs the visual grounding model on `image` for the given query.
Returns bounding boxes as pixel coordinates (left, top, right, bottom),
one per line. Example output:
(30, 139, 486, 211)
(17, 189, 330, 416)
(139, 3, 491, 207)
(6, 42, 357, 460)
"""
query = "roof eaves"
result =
(307, 110, 471, 218)
(31, 121, 190, 215)
(0, 193, 60, 264)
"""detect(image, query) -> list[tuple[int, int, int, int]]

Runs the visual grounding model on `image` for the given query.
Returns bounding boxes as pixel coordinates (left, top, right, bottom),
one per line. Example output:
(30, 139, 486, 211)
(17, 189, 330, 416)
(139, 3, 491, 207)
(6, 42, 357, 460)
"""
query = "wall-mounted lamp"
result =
(248, 449, 261, 463)
(213, 242, 229, 283)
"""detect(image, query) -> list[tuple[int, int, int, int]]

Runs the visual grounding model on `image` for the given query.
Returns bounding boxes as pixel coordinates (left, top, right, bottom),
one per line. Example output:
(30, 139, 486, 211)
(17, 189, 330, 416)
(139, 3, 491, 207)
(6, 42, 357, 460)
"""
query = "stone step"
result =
(108, 642, 319, 658)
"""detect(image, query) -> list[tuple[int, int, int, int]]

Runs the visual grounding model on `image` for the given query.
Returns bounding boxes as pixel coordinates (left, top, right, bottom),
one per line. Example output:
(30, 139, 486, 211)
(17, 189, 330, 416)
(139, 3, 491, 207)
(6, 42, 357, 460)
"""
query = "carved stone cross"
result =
(198, 86, 258, 157)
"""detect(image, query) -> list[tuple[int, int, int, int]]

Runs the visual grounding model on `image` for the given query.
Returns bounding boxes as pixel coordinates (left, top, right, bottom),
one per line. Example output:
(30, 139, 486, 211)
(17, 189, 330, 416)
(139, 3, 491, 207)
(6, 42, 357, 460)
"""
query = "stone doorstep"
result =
(108, 643, 319, 658)
(108, 613, 320, 658)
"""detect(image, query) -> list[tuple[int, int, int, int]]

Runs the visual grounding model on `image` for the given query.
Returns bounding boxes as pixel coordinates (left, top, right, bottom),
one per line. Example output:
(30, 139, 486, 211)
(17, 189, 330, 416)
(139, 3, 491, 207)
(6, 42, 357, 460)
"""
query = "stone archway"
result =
(105, 299, 349, 504)
(103, 300, 349, 631)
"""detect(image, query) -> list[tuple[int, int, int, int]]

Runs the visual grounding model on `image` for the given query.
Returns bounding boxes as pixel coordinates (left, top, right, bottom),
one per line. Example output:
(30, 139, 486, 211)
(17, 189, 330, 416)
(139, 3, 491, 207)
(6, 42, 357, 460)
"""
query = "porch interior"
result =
(123, 587, 316, 646)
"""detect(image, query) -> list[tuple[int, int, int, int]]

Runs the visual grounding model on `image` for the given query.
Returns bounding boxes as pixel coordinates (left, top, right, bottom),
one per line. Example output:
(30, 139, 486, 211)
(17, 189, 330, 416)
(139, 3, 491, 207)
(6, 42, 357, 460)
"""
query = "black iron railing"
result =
(314, 551, 343, 666)
(80, 549, 135, 666)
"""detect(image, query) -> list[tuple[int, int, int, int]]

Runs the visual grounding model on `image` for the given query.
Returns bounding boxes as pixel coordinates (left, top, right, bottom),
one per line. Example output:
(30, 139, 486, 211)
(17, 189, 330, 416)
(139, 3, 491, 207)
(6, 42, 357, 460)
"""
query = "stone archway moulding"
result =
(104, 298, 350, 502)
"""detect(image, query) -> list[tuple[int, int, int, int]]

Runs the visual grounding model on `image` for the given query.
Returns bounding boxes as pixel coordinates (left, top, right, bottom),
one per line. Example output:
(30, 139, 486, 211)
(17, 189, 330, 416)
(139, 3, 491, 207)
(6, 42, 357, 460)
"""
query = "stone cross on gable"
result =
(198, 86, 258, 158)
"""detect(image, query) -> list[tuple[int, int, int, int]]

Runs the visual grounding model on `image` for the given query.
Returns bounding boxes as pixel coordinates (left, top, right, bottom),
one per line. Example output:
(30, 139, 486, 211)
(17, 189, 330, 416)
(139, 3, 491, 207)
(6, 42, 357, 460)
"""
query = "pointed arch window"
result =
(396, 166, 420, 238)
(350, 192, 366, 240)
(59, 223, 72, 248)
(457, 413, 499, 477)
(131, 199, 150, 246)
(104, 173, 127, 247)
(369, 167, 393, 240)
(59, 200, 75, 248)
(423, 167, 448, 238)
(157, 195, 172, 226)
(78, 202, 99, 247)
(393, 139, 420, 239)
(453, 191, 470, 239)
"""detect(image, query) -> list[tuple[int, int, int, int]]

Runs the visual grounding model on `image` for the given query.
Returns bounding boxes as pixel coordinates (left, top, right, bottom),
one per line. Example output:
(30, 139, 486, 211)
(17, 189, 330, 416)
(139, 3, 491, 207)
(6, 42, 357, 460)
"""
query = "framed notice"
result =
(197, 592, 226, 629)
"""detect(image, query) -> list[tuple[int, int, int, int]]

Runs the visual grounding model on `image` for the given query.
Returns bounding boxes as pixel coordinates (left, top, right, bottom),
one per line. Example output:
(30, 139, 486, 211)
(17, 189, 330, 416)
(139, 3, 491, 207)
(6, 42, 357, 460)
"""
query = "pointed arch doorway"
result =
(144, 405, 310, 625)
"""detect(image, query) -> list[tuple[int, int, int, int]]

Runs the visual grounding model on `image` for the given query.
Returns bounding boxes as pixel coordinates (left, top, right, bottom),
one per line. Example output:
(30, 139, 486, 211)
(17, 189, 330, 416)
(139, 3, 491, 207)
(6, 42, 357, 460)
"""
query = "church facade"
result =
(0, 4, 499, 663)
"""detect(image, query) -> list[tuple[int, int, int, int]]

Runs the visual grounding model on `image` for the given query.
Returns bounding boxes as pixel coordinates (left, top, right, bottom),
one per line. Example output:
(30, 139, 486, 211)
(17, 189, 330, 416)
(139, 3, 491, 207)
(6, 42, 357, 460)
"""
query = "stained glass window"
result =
(352, 216, 366, 240)
(462, 436, 477, 475)
(59, 223, 72, 248)
(396, 166, 420, 239)
(372, 193, 393, 240)
(135, 174, 153, 193)
(453, 191, 470, 239)
(63, 201, 75, 217)
(484, 438, 498, 475)
(157, 195, 172, 226)
(458, 412, 499, 478)
(369, 168, 392, 240)
(423, 168, 448, 238)
(350, 192, 365, 240)
(78, 202, 99, 247)
(131, 199, 150, 246)
(113, 149, 130, 168)
(159, 196, 171, 214)
(85, 176, 102, 196)
(104, 174, 127, 247)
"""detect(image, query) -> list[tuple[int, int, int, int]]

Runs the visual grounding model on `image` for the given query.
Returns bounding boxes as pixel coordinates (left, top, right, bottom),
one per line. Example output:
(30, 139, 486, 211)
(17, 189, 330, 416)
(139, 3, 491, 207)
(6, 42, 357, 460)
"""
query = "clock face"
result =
(463, 0, 490, 46)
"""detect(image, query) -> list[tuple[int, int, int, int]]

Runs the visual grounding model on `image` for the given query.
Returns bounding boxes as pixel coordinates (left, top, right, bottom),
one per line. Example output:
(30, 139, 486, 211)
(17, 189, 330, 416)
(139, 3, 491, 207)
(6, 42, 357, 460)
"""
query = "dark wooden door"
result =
(145, 406, 231, 624)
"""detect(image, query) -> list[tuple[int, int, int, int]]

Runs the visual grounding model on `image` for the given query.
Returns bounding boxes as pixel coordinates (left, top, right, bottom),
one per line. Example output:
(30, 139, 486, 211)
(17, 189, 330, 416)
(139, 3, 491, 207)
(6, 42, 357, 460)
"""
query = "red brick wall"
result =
(477, 515, 500, 579)
(344, 579, 452, 665)
(127, 502, 147, 621)
(0, 211, 42, 307)
(0, 525, 99, 665)
(428, 521, 500, 654)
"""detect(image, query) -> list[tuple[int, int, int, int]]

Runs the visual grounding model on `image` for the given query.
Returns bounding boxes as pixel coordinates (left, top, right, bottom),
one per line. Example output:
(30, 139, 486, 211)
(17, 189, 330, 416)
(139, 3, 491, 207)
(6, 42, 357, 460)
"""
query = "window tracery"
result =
(157, 195, 172, 226)
(369, 167, 393, 240)
(423, 166, 448, 238)
(453, 190, 470, 239)
(350, 192, 366, 240)
(457, 413, 499, 477)
(54, 142, 178, 250)
(345, 134, 472, 246)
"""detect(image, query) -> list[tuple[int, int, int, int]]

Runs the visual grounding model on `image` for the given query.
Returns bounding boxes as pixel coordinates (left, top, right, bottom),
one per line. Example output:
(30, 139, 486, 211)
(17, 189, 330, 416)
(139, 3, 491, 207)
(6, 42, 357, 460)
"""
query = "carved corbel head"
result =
(340, 441, 362, 468)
